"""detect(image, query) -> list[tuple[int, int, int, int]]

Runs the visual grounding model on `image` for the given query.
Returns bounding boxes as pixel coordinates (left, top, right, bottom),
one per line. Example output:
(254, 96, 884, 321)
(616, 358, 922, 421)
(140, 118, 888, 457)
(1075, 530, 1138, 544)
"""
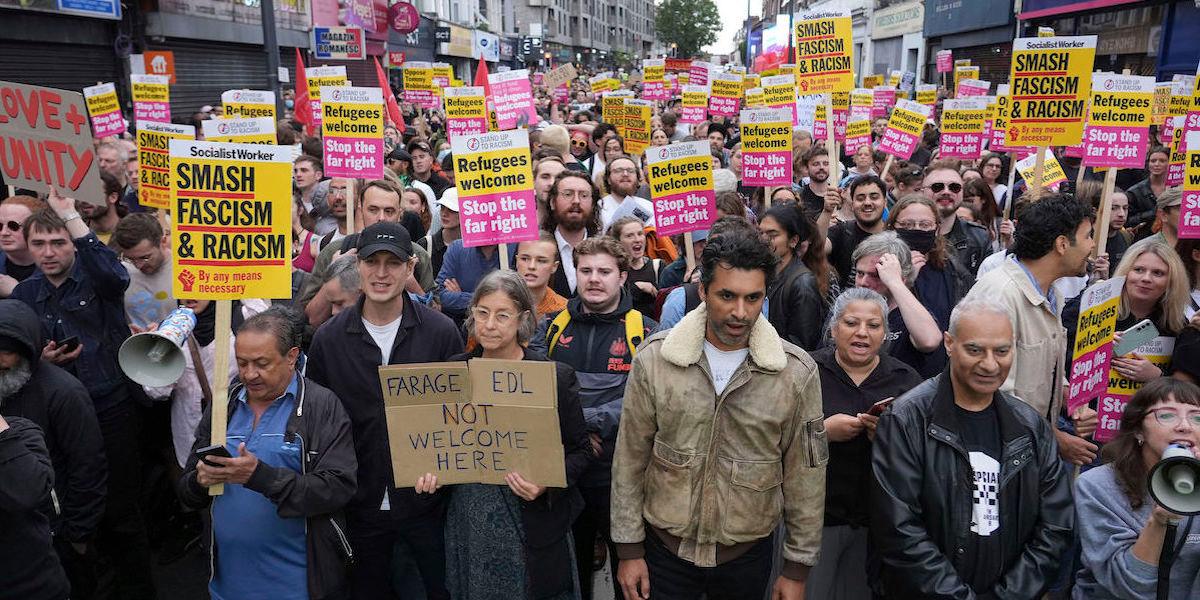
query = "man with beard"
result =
(543, 171, 603, 298)
(0, 299, 106, 598)
(967, 194, 1099, 465)
(799, 147, 845, 229)
(599, 156, 655, 230)
(0, 413, 70, 600)
(923, 162, 990, 275)
(112, 214, 175, 330)
(826, 175, 888, 289)
(0, 195, 44, 298)
(313, 178, 351, 249)
(533, 156, 567, 225)
(78, 172, 123, 244)
(542, 237, 657, 599)
(611, 230, 826, 600)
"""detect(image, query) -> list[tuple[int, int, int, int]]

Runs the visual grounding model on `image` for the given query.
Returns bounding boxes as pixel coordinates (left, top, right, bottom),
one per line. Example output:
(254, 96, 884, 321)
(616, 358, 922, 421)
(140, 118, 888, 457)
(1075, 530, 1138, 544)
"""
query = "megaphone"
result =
(119, 308, 197, 387)
(1148, 443, 1200, 516)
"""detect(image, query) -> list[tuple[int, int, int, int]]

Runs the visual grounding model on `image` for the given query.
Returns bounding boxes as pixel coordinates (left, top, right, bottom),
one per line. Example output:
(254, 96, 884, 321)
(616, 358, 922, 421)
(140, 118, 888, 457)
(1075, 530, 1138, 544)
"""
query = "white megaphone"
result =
(118, 308, 197, 387)
(1148, 443, 1200, 516)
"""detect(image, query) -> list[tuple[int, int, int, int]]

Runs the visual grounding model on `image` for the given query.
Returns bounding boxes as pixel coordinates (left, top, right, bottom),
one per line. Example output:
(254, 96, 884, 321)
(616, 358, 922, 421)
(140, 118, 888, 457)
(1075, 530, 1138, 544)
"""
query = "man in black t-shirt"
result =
(869, 298, 1072, 599)
(0, 195, 43, 298)
(827, 175, 888, 289)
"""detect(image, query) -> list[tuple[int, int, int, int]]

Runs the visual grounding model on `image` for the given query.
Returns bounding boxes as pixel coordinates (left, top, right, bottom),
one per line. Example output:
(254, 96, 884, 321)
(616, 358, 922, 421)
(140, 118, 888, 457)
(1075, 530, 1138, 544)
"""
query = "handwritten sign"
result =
(1008, 36, 1097, 146)
(879, 99, 930, 160)
(646, 140, 715, 236)
(83, 83, 125, 138)
(1083, 73, 1154, 169)
(489, 69, 538, 130)
(202, 117, 275, 144)
(169, 139, 292, 299)
(381, 359, 566, 487)
(739, 107, 793, 187)
(680, 85, 709, 124)
(136, 120, 194, 210)
(221, 90, 276, 120)
(321, 86, 383, 179)
(1098, 336, 1175, 442)
(306, 66, 349, 126)
(793, 8, 854, 95)
(131, 74, 170, 124)
(0, 81, 103, 203)
(543, 63, 578, 91)
(1067, 276, 1123, 415)
(939, 98, 988, 160)
(444, 87, 489, 140)
(708, 72, 743, 117)
(451, 129, 538, 247)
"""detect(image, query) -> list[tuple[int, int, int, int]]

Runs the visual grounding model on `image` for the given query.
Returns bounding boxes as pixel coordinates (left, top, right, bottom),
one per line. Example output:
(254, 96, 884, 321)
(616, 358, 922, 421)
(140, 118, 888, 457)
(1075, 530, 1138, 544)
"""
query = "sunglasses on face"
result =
(3, 220, 21, 232)
(928, 182, 962, 194)
(571, 141, 588, 148)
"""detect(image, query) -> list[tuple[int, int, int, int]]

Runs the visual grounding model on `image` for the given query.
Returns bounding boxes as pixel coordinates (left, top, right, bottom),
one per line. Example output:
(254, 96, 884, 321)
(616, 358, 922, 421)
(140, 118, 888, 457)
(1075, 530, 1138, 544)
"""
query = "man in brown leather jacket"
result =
(610, 229, 828, 600)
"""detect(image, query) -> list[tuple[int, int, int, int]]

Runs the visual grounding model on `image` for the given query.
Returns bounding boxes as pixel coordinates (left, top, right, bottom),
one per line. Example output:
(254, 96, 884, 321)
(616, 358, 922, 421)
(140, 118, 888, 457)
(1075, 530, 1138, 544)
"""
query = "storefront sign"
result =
(312, 26, 366, 60)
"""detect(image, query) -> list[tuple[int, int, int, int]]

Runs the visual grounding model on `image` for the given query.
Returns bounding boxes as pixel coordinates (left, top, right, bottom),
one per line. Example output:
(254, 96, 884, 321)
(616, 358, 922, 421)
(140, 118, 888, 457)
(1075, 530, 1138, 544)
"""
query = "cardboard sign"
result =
(793, 9, 854, 95)
(739, 107, 793, 187)
(915, 83, 937, 106)
(872, 86, 896, 119)
(618, 99, 652, 156)
(380, 359, 566, 487)
(488, 69, 538, 130)
(744, 86, 765, 107)
(708, 72, 743, 117)
(794, 94, 821, 133)
(861, 74, 884, 89)
(451, 129, 538, 247)
(403, 62, 440, 110)
(1067, 277, 1124, 416)
(641, 59, 667, 101)
(1083, 73, 1154, 169)
(1097, 337, 1175, 442)
(131, 74, 170, 124)
(936, 50, 952, 74)
(444, 87, 489, 140)
(939, 98, 988, 160)
(680, 85, 709, 124)
(306, 66, 349, 126)
(136, 120, 194, 210)
(1168, 116, 1186, 187)
(1181, 130, 1200, 239)
(169, 139, 292, 299)
(0, 81, 104, 203)
(221, 90, 276, 121)
(1015, 148, 1067, 189)
(202, 117, 276, 144)
(899, 71, 916, 94)
(320, 86, 384, 179)
(1009, 36, 1097, 146)
(543, 63, 578, 91)
(879, 99, 930, 160)
(954, 66, 979, 94)
(843, 118, 871, 156)
(646, 141, 715, 236)
(312, 26, 366, 60)
(83, 83, 125, 138)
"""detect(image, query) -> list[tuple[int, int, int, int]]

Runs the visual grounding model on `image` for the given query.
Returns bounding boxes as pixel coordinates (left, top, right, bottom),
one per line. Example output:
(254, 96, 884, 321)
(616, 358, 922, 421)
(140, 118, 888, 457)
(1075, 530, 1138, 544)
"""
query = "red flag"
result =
(474, 59, 491, 96)
(374, 56, 405, 134)
(293, 48, 312, 134)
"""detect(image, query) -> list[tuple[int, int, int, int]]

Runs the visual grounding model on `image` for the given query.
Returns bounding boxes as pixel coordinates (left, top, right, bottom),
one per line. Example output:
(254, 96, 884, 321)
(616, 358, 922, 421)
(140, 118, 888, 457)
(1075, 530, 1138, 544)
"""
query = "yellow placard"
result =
(743, 73, 760, 91)
(85, 86, 120, 117)
(307, 67, 349, 104)
(845, 119, 871, 139)
(131, 78, 169, 103)
(1008, 36, 1097, 146)
(619, 99, 652, 156)
(793, 10, 854, 95)
(682, 88, 708, 109)
(862, 74, 884, 89)
(762, 75, 796, 108)
(1088, 90, 1152, 128)
(941, 105, 986, 134)
(916, 84, 937, 105)
(221, 90, 276, 120)
(887, 103, 926, 137)
(761, 68, 779, 78)
(403, 66, 433, 92)
(711, 75, 743, 99)
(1016, 148, 1068, 188)
(169, 140, 293, 300)
(887, 71, 901, 88)
(455, 147, 532, 196)
(832, 90, 850, 110)
(433, 65, 453, 83)
(744, 87, 765, 107)
(954, 66, 979, 93)
(137, 121, 194, 210)
(850, 88, 873, 107)
(444, 90, 487, 119)
(1153, 82, 1173, 124)
(648, 153, 713, 197)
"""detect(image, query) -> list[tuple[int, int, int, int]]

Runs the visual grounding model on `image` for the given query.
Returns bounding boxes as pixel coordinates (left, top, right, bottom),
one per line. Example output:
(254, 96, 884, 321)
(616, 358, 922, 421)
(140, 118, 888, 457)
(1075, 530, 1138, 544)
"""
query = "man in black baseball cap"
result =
(385, 146, 413, 182)
(406, 139, 451, 199)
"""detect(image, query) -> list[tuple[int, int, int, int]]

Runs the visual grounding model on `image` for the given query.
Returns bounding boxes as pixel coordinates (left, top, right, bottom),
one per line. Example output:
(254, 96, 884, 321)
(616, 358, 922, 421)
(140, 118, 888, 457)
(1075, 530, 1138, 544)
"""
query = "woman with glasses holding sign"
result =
(417, 270, 592, 600)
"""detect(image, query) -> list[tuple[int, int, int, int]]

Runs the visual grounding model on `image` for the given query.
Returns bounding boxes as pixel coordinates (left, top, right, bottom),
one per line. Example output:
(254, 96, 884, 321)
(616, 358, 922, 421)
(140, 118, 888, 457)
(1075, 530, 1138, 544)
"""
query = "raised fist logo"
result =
(178, 269, 196, 292)
(1008, 126, 1020, 142)
(800, 80, 809, 92)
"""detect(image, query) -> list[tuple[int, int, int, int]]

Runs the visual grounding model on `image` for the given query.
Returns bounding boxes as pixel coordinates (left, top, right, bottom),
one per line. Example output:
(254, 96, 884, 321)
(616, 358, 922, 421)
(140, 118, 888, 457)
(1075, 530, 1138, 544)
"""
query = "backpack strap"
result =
(626, 310, 645, 357)
(421, 234, 434, 255)
(545, 309, 572, 357)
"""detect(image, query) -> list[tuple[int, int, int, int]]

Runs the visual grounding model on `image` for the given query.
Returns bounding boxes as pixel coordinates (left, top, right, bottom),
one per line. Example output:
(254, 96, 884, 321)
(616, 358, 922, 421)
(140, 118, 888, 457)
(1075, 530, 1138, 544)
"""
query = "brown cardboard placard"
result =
(543, 63, 578, 91)
(0, 81, 104, 205)
(381, 358, 565, 488)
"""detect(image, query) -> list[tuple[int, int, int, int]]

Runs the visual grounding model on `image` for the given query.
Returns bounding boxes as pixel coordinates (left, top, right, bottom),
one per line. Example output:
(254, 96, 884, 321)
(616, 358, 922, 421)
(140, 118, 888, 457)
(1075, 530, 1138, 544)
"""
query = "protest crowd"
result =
(5, 17, 1200, 600)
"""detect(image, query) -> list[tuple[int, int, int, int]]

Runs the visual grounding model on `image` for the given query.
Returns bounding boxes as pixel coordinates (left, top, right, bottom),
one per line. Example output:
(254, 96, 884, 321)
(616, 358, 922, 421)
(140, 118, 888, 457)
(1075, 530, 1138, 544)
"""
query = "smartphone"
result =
(195, 444, 232, 467)
(867, 396, 895, 417)
(1113, 319, 1159, 357)
(57, 336, 80, 353)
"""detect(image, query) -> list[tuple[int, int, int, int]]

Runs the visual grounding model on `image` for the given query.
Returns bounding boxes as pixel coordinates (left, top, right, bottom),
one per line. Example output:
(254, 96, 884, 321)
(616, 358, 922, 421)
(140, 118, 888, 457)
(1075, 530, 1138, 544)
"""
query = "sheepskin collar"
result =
(660, 303, 788, 372)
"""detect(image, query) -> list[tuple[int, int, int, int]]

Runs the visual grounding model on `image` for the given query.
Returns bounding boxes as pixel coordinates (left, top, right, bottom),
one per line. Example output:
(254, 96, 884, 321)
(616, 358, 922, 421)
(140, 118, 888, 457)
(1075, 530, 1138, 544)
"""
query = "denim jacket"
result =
(12, 232, 132, 408)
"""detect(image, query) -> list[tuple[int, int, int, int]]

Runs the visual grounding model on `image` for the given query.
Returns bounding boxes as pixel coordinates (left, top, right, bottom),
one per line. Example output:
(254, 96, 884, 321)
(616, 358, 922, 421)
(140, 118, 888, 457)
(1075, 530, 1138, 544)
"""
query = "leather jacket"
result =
(869, 374, 1074, 599)
(767, 258, 827, 352)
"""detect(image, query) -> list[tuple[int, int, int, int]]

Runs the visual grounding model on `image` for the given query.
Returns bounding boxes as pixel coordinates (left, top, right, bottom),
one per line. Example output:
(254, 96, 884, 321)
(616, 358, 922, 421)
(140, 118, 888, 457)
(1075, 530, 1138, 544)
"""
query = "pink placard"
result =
(688, 63, 709, 88)
(833, 109, 848, 143)
(91, 111, 125, 138)
(740, 108, 793, 187)
(447, 117, 488, 139)
(459, 189, 538, 246)
(1063, 143, 1085, 158)
(936, 50, 952, 74)
(135, 102, 170, 124)
(489, 70, 538, 130)
(1084, 125, 1149, 168)
(872, 88, 895, 119)
(646, 141, 716, 237)
(654, 189, 716, 236)
(939, 131, 984, 159)
(323, 137, 384, 178)
(957, 80, 989, 98)
(680, 105, 706, 124)
(554, 86, 569, 103)
(1181, 191, 1200, 239)
(708, 94, 740, 118)
(1067, 344, 1113, 416)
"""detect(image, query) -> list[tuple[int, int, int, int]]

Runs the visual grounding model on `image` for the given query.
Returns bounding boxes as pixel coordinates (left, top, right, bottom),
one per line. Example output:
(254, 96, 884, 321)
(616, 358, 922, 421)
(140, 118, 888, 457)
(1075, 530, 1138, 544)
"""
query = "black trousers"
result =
(643, 529, 774, 600)
(347, 510, 449, 600)
(572, 485, 622, 600)
(92, 397, 157, 600)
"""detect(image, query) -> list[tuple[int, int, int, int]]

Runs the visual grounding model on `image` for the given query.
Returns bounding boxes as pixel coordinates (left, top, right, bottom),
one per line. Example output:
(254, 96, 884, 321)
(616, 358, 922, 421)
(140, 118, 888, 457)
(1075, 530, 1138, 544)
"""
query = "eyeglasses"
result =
(895, 220, 937, 231)
(3, 220, 21, 232)
(470, 307, 521, 326)
(571, 140, 588, 148)
(609, 167, 637, 175)
(329, 187, 349, 197)
(928, 182, 962, 194)
(557, 189, 592, 201)
(1150, 408, 1200, 428)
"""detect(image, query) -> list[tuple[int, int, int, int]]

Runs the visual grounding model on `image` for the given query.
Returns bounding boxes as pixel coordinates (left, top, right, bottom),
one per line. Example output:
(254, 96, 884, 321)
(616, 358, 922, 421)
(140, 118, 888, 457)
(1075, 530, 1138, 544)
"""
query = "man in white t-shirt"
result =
(599, 155, 655, 230)
(111, 213, 174, 330)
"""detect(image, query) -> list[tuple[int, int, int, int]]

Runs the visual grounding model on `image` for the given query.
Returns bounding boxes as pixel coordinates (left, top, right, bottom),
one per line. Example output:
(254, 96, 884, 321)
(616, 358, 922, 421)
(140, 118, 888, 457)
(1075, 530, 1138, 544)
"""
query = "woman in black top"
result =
(808, 287, 923, 600)
(758, 205, 831, 350)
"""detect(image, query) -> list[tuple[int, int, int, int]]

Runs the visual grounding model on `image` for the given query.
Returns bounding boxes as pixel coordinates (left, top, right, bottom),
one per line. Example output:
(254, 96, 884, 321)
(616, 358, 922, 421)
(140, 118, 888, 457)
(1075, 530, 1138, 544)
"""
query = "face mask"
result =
(285, 99, 294, 109)
(895, 228, 936, 254)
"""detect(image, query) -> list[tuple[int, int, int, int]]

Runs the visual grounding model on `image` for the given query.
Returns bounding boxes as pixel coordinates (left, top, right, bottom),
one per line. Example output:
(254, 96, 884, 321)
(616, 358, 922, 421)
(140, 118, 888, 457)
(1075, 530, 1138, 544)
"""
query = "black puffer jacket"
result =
(869, 374, 1073, 599)
(767, 257, 827, 351)
(0, 416, 69, 600)
(0, 299, 107, 545)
